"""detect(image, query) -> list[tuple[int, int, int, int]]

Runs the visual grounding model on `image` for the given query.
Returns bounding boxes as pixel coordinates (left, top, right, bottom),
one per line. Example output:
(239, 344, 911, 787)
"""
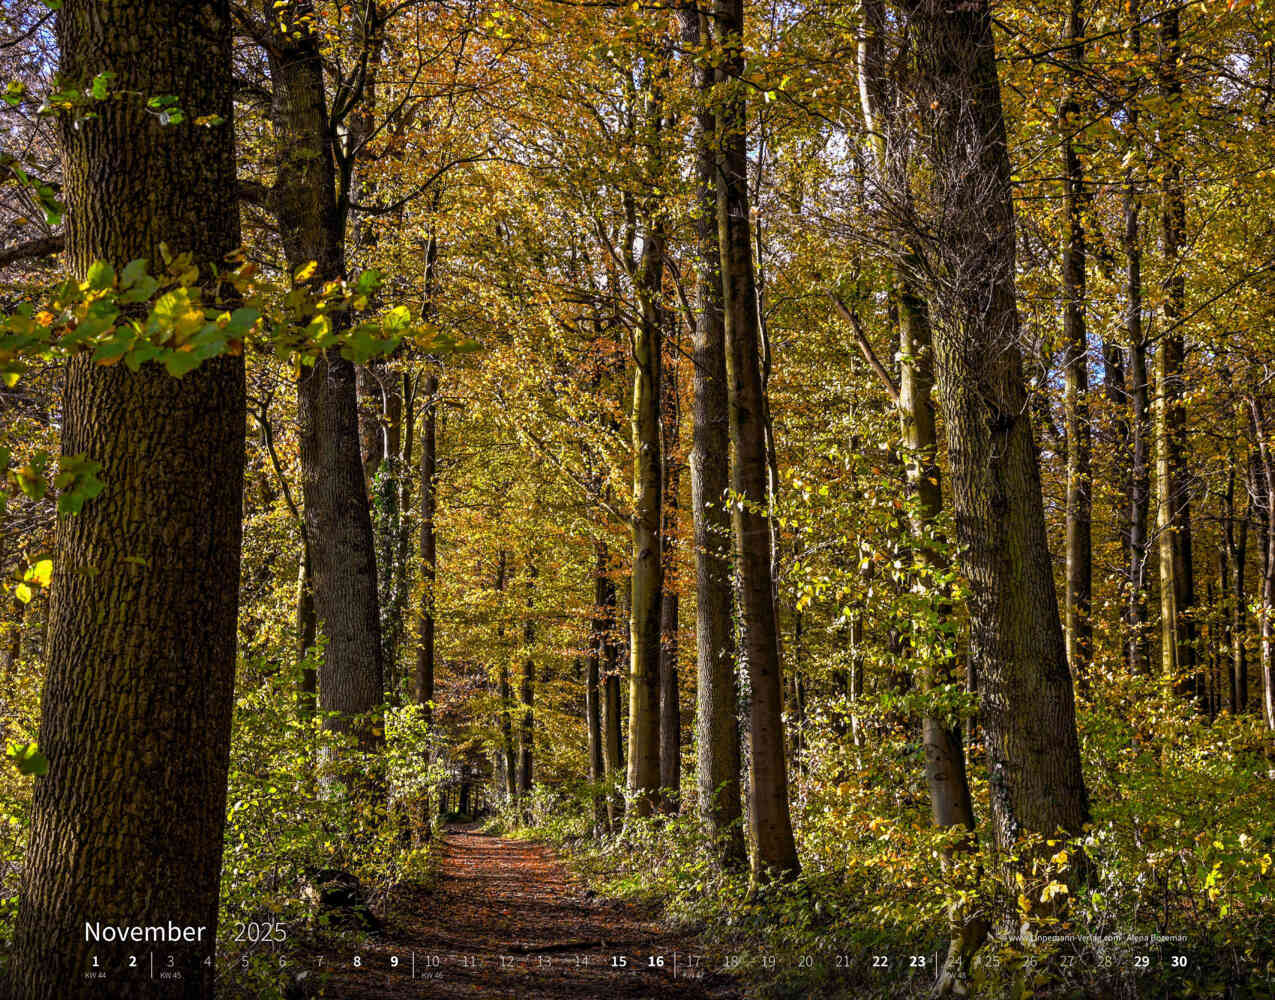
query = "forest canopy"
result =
(1, 0, 1274, 997)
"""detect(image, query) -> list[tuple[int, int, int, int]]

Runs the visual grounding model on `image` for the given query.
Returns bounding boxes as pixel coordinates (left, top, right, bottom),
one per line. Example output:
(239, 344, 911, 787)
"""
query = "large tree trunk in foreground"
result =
(681, 0, 745, 870)
(12, 2, 245, 996)
(716, 0, 799, 882)
(906, 0, 1090, 859)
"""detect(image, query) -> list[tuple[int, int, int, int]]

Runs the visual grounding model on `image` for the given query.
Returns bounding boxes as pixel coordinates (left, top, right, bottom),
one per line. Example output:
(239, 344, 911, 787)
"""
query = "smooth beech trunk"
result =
(12, 1, 244, 996)
(681, 0, 745, 869)
(659, 337, 682, 813)
(716, 0, 800, 881)
(627, 200, 665, 818)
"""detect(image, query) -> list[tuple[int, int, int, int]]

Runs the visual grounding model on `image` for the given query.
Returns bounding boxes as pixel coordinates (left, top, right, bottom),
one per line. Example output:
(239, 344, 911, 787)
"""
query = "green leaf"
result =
(120, 258, 149, 288)
(23, 559, 52, 588)
(85, 261, 115, 291)
(89, 71, 115, 101)
(7, 742, 49, 777)
(164, 350, 203, 378)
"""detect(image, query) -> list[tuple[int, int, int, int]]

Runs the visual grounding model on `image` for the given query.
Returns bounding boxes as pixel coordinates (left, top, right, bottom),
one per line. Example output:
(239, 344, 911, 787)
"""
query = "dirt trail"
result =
(304, 826, 745, 999)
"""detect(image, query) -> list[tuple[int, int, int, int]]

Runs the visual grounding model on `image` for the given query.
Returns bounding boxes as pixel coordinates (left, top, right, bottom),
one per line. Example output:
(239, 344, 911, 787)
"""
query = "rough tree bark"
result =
(266, 0, 384, 746)
(855, 3, 981, 982)
(905, 0, 1091, 858)
(716, 0, 800, 881)
(12, 1, 245, 996)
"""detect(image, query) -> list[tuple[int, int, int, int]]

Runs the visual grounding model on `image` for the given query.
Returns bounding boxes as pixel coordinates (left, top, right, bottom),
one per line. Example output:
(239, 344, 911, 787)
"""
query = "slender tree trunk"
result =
(519, 566, 536, 795)
(1233, 470, 1251, 714)
(588, 542, 609, 834)
(494, 551, 517, 798)
(906, 0, 1091, 859)
(415, 374, 439, 719)
(659, 338, 682, 813)
(681, 0, 745, 869)
(1249, 398, 1275, 731)
(1121, 0, 1152, 675)
(409, 373, 438, 838)
(627, 203, 665, 818)
(12, 1, 244, 995)
(716, 0, 799, 881)
(297, 541, 317, 715)
(1061, 0, 1092, 685)
(268, 2, 384, 748)
(1155, 6, 1198, 706)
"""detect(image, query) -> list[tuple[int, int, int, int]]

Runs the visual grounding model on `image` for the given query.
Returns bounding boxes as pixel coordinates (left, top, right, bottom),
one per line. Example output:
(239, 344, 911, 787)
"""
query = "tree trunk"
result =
(12, 1, 244, 995)
(519, 566, 536, 795)
(1232, 463, 1250, 714)
(716, 0, 800, 882)
(1124, 145, 1152, 673)
(1155, 6, 1198, 706)
(1061, 0, 1092, 685)
(659, 337, 682, 813)
(358, 364, 386, 487)
(297, 541, 317, 716)
(856, 4, 982, 981)
(681, 0, 745, 870)
(1249, 398, 1275, 731)
(906, 0, 1091, 857)
(415, 374, 439, 719)
(494, 551, 517, 799)
(627, 203, 665, 819)
(410, 373, 438, 839)
(587, 543, 609, 834)
(267, 2, 384, 747)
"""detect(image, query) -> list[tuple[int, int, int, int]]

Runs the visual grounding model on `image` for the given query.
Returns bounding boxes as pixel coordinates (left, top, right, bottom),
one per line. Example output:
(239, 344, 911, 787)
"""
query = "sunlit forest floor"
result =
(4, 644, 1275, 999)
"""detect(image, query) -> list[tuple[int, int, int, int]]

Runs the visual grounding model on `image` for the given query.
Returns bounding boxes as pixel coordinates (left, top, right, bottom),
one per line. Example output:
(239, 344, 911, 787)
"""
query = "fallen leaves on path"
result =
(298, 826, 746, 999)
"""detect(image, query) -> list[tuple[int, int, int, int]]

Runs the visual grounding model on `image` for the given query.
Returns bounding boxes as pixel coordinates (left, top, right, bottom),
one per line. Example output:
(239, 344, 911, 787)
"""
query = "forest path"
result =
(307, 825, 745, 999)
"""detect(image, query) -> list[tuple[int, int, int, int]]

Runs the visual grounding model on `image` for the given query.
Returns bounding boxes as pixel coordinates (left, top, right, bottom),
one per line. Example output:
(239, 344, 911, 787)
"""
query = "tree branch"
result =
(0, 235, 63, 269)
(828, 292, 900, 406)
